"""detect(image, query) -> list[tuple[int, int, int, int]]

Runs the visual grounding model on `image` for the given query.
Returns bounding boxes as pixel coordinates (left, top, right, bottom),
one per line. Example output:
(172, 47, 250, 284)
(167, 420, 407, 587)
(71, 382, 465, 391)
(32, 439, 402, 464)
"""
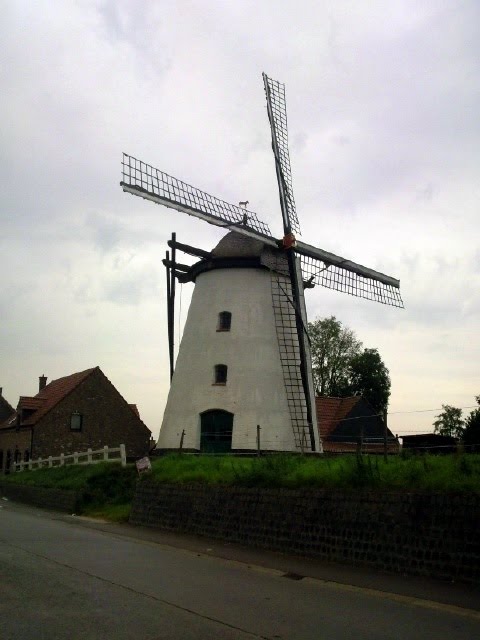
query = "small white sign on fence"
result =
(135, 456, 152, 475)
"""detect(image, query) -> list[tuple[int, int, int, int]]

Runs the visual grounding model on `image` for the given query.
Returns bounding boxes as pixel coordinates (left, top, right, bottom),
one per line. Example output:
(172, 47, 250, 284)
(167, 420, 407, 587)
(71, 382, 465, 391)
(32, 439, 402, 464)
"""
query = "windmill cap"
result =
(211, 231, 266, 258)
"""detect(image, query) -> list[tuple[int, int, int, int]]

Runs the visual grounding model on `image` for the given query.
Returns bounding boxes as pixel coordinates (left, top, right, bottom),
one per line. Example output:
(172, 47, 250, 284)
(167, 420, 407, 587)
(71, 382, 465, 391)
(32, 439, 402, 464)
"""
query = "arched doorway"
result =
(200, 410, 234, 453)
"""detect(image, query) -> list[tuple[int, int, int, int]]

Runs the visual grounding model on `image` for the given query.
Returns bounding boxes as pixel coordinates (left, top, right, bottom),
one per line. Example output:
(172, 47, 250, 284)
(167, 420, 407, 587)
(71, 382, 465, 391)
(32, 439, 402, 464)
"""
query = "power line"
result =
(388, 405, 478, 415)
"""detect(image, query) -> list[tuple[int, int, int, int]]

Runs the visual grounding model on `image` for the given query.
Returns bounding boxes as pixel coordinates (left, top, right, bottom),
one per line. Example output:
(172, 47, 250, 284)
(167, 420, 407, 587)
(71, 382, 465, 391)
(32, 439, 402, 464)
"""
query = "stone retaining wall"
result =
(0, 481, 79, 512)
(130, 482, 480, 584)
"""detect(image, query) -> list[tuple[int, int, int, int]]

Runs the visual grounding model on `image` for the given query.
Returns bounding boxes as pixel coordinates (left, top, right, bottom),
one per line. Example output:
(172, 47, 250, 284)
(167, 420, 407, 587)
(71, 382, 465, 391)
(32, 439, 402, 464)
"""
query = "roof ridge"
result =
(22, 367, 98, 425)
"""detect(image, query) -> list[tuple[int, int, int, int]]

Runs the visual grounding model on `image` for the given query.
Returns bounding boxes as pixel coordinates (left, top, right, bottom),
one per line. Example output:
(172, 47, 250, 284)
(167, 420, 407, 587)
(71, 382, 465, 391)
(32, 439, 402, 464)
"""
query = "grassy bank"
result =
(3, 454, 479, 522)
(2, 462, 137, 521)
(149, 453, 480, 493)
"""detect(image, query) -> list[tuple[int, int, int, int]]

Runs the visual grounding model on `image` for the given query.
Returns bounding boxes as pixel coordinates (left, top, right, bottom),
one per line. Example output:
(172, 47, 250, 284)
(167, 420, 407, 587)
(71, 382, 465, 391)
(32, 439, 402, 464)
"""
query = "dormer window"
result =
(214, 364, 228, 385)
(217, 311, 232, 332)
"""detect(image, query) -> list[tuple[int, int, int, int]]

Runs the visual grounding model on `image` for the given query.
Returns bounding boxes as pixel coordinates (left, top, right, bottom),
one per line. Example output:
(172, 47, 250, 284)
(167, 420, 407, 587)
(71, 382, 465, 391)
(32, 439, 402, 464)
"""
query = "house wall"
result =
(0, 428, 32, 473)
(31, 369, 150, 459)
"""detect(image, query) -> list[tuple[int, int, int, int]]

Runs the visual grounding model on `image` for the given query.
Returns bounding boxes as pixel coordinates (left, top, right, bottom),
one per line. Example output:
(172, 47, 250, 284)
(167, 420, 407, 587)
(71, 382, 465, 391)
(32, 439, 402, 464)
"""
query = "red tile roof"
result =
(316, 396, 399, 453)
(20, 368, 97, 425)
(315, 396, 362, 440)
(18, 397, 44, 411)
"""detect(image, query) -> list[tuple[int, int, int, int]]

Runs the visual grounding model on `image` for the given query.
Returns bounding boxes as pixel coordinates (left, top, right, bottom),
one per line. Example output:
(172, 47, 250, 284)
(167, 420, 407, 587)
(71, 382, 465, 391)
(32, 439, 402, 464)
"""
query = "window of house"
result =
(217, 311, 232, 332)
(214, 364, 228, 385)
(70, 412, 83, 431)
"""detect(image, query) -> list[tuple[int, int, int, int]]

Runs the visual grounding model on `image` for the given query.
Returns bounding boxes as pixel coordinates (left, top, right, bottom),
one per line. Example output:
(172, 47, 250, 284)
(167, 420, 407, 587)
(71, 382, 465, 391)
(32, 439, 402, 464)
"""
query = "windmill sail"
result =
(263, 73, 315, 450)
(296, 241, 404, 307)
(121, 154, 403, 308)
(121, 153, 272, 237)
(263, 73, 301, 236)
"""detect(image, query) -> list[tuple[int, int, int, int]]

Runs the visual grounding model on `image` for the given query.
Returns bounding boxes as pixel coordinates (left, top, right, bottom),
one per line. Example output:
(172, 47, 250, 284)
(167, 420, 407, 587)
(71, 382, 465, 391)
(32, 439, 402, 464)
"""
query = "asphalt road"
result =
(0, 500, 479, 640)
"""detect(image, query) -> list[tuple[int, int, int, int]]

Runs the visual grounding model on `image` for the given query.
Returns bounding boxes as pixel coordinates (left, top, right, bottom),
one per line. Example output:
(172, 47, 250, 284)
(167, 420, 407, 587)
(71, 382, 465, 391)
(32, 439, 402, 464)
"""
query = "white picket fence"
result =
(12, 444, 127, 472)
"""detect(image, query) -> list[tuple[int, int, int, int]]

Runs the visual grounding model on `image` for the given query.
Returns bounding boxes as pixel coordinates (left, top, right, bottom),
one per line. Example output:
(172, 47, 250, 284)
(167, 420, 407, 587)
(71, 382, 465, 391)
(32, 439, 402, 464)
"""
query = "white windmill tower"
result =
(120, 73, 403, 454)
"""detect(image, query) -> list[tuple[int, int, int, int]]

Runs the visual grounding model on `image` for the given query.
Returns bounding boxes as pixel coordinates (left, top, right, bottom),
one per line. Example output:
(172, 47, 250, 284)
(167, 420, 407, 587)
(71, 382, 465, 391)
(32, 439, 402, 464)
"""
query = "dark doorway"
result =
(200, 410, 234, 453)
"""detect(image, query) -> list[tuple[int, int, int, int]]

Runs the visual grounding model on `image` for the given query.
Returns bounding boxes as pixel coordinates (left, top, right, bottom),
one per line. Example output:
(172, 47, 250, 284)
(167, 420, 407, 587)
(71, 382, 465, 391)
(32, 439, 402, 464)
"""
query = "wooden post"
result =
(383, 410, 388, 462)
(120, 444, 126, 467)
(87, 448, 93, 464)
(256, 425, 261, 456)
(28, 459, 32, 471)
(48, 456, 53, 468)
(73, 451, 79, 465)
(60, 453, 65, 466)
(103, 445, 109, 461)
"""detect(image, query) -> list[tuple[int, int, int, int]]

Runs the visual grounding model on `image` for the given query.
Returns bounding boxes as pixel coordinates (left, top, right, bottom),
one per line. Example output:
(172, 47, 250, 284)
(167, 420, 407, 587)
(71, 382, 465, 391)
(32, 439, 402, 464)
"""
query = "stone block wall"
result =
(0, 481, 79, 512)
(130, 482, 480, 584)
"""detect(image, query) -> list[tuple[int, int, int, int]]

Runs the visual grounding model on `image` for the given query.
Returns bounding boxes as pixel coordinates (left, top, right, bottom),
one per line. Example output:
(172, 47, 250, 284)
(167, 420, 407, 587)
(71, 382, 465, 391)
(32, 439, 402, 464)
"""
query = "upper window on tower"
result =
(217, 311, 232, 332)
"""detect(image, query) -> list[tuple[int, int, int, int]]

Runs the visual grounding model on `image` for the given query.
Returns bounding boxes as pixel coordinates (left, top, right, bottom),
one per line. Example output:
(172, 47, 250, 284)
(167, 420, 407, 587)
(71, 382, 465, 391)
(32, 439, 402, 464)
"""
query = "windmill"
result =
(120, 73, 403, 454)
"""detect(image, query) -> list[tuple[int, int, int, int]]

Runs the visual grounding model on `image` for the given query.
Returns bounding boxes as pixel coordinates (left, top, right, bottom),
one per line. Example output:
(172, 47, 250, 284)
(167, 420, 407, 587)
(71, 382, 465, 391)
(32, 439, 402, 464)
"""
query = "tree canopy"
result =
(433, 405, 465, 438)
(463, 395, 480, 451)
(347, 348, 391, 415)
(308, 316, 362, 397)
(308, 316, 391, 414)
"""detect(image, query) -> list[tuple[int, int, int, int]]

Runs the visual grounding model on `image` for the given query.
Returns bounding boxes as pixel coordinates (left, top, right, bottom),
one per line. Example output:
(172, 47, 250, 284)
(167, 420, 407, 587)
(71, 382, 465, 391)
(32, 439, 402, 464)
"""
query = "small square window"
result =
(70, 412, 83, 431)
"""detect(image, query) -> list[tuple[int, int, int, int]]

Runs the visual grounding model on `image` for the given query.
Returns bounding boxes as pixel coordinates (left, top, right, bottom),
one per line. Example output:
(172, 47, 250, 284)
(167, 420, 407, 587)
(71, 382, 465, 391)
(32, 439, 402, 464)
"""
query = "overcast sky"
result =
(1, 0, 479, 439)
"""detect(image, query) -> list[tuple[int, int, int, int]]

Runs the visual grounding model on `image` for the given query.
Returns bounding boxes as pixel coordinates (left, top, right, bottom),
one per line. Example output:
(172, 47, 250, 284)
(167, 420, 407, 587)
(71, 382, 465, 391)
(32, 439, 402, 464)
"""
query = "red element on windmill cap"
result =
(282, 233, 296, 249)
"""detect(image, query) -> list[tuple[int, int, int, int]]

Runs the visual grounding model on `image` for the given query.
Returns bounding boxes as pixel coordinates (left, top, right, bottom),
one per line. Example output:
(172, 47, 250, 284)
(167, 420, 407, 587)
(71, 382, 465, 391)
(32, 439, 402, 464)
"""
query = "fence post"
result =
(28, 458, 32, 470)
(60, 453, 65, 466)
(256, 425, 261, 456)
(87, 448, 93, 464)
(19, 460, 24, 472)
(383, 410, 388, 462)
(103, 445, 109, 461)
(120, 444, 126, 467)
(73, 451, 78, 465)
(300, 430, 306, 454)
(48, 456, 53, 468)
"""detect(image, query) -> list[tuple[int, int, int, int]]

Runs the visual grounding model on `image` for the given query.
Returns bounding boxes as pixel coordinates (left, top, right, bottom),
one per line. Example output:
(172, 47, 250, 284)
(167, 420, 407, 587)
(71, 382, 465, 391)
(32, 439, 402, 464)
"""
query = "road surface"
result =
(0, 500, 478, 639)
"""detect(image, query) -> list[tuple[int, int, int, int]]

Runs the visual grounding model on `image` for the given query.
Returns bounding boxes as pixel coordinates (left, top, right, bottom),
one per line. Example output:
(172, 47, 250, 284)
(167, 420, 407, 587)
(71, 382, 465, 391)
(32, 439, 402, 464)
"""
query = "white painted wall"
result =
(158, 266, 296, 451)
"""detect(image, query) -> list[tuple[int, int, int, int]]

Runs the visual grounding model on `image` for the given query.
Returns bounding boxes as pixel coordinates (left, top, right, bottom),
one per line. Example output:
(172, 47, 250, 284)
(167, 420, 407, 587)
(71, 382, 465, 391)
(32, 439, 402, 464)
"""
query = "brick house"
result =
(316, 396, 399, 454)
(0, 367, 151, 473)
(0, 388, 15, 424)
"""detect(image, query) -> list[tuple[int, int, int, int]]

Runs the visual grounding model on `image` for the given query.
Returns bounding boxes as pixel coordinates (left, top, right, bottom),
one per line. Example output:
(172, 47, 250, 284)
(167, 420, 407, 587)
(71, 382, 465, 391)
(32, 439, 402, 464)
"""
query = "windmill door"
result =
(200, 410, 233, 453)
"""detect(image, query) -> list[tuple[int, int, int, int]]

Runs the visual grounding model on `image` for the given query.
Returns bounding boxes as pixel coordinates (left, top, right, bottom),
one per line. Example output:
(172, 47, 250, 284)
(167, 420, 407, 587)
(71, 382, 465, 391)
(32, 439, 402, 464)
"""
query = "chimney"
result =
(39, 375, 47, 392)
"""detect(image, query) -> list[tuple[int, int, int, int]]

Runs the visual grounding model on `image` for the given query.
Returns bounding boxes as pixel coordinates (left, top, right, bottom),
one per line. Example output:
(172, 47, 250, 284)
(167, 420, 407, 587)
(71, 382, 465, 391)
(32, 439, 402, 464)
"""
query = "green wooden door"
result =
(200, 410, 233, 453)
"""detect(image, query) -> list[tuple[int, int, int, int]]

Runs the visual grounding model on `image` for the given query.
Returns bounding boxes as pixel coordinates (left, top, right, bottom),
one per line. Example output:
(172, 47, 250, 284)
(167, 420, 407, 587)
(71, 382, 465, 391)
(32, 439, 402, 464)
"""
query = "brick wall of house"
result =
(0, 428, 32, 472)
(32, 369, 151, 459)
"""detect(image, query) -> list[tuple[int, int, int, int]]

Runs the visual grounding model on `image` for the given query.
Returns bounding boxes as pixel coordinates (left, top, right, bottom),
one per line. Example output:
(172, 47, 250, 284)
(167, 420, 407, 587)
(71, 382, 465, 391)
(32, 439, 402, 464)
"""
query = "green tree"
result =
(346, 348, 391, 415)
(308, 316, 362, 396)
(433, 405, 464, 438)
(463, 395, 480, 451)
